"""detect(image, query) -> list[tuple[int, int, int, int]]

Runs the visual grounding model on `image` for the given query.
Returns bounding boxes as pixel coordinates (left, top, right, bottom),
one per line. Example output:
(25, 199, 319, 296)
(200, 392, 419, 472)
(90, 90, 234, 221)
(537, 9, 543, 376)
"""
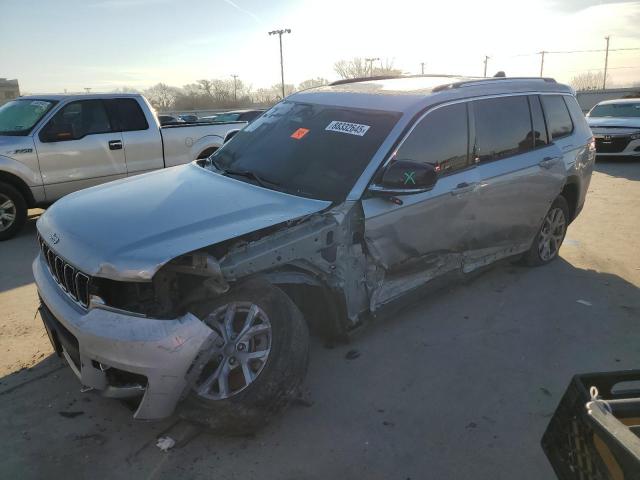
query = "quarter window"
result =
(393, 103, 469, 176)
(41, 100, 112, 142)
(474, 96, 533, 162)
(541, 95, 573, 140)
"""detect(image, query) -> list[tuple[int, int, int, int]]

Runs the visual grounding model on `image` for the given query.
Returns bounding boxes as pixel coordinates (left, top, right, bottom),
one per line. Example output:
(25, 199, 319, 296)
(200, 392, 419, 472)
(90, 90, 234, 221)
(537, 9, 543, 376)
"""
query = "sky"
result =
(2, 0, 640, 93)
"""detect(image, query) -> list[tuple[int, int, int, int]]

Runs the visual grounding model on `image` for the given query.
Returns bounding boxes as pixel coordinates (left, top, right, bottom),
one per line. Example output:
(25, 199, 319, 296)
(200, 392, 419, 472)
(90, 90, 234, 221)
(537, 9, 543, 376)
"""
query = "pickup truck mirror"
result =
(371, 160, 438, 194)
(223, 129, 240, 143)
(41, 123, 76, 142)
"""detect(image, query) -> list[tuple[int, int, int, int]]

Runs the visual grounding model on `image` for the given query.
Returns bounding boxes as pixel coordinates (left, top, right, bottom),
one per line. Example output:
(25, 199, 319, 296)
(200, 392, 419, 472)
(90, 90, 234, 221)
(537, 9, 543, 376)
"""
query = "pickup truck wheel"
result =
(179, 278, 309, 434)
(523, 196, 569, 266)
(0, 182, 27, 241)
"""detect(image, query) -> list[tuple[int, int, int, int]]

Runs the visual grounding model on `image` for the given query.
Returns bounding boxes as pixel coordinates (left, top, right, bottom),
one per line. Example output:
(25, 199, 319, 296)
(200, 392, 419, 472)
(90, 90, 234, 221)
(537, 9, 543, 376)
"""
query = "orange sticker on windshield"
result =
(291, 128, 309, 140)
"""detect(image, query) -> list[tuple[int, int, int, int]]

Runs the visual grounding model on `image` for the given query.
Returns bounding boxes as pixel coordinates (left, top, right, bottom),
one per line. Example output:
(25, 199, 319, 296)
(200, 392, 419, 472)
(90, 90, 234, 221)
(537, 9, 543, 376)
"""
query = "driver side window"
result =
(40, 100, 112, 142)
(394, 103, 470, 176)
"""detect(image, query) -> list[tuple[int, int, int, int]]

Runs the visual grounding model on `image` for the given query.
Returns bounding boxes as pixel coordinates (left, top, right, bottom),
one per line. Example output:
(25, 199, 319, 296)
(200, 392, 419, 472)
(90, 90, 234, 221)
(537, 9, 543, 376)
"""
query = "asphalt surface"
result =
(0, 159, 638, 479)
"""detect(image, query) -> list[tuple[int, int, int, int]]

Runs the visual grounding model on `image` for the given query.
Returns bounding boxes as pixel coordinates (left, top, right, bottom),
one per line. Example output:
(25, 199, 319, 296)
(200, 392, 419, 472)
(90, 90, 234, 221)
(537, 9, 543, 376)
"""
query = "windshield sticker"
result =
(30, 101, 49, 109)
(290, 128, 309, 140)
(325, 121, 370, 136)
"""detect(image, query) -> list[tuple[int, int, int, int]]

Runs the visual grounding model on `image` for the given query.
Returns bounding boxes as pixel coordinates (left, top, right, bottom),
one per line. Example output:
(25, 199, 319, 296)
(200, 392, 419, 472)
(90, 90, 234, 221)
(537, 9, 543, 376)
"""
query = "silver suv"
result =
(33, 76, 595, 432)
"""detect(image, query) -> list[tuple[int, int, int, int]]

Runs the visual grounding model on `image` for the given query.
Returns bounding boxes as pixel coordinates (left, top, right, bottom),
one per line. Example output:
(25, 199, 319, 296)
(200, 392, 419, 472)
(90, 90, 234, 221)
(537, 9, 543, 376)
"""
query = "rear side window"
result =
(529, 95, 549, 146)
(474, 96, 533, 162)
(108, 98, 149, 132)
(394, 103, 469, 176)
(541, 95, 573, 140)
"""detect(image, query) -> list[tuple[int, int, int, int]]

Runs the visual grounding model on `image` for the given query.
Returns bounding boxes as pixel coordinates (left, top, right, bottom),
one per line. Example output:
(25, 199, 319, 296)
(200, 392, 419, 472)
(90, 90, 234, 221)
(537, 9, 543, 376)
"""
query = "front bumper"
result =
(33, 253, 215, 420)
(594, 135, 640, 156)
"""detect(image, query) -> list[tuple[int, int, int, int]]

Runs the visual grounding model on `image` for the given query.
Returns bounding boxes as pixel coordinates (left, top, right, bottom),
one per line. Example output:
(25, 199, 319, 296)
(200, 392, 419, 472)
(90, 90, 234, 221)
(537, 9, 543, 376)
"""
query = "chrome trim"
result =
(38, 234, 91, 309)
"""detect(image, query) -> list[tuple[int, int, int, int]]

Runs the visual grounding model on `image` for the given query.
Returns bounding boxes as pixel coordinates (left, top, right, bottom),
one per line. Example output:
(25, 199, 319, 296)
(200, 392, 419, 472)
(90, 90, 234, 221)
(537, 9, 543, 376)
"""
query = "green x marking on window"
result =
(403, 171, 416, 185)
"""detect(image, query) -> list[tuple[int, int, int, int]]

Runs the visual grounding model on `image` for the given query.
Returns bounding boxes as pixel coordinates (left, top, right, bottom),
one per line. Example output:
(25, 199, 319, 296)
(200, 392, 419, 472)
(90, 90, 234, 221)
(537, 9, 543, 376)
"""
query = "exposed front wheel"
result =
(0, 182, 27, 241)
(179, 278, 309, 434)
(523, 196, 569, 266)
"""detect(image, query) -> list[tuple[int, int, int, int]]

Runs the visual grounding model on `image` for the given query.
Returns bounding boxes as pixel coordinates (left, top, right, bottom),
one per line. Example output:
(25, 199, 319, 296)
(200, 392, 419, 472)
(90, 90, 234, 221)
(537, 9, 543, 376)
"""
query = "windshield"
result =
(590, 102, 640, 118)
(209, 101, 401, 201)
(0, 99, 56, 136)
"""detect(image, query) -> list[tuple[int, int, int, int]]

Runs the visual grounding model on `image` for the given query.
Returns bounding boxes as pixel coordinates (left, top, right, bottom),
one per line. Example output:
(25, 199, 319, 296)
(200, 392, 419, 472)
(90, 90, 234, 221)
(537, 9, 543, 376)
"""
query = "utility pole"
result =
(268, 29, 291, 99)
(603, 35, 611, 89)
(539, 51, 546, 77)
(483, 56, 490, 77)
(84, 87, 91, 94)
(420, 62, 425, 75)
(365, 57, 380, 76)
(231, 74, 238, 102)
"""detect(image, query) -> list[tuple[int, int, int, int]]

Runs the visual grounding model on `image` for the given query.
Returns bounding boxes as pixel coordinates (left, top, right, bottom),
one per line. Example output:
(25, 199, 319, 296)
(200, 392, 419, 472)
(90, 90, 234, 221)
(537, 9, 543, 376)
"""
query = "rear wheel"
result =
(0, 182, 27, 241)
(179, 278, 309, 434)
(523, 196, 569, 266)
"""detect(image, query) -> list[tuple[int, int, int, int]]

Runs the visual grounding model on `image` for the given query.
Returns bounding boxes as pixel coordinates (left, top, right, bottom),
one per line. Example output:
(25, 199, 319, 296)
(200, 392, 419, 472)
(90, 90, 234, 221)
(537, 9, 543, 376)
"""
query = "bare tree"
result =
(143, 83, 180, 110)
(334, 57, 402, 79)
(298, 77, 329, 90)
(570, 72, 607, 91)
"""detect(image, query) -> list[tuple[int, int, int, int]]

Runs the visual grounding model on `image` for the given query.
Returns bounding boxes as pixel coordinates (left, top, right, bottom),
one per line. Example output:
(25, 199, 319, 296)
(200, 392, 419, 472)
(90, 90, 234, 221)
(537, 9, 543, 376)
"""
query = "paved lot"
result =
(0, 160, 638, 479)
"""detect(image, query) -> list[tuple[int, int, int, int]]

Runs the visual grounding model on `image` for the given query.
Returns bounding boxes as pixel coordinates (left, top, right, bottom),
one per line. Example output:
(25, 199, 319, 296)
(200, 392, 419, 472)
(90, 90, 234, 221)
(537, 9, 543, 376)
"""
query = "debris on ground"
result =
(58, 411, 84, 418)
(576, 299, 592, 307)
(156, 436, 176, 452)
(345, 349, 361, 360)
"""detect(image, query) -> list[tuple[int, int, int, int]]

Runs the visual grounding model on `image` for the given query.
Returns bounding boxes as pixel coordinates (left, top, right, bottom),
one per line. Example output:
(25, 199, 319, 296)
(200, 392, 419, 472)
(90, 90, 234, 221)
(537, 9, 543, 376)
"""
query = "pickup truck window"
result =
(210, 101, 401, 201)
(107, 98, 149, 132)
(0, 99, 56, 136)
(40, 100, 113, 142)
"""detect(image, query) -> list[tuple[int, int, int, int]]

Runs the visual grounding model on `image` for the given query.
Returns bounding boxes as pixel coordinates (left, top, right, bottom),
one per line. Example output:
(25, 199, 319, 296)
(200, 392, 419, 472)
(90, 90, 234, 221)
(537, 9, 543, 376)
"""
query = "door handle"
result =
(451, 182, 478, 195)
(108, 140, 123, 150)
(538, 156, 560, 169)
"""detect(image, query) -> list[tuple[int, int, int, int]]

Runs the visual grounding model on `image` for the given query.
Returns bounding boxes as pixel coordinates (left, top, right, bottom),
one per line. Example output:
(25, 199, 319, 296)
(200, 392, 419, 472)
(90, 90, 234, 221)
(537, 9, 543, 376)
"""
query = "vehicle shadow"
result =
(1, 255, 639, 479)
(0, 210, 42, 293)
(595, 156, 640, 181)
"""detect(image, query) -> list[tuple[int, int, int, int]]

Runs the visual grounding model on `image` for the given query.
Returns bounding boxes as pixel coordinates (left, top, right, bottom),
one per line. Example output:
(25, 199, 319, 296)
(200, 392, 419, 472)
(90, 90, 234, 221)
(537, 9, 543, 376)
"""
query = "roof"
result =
(595, 98, 640, 105)
(290, 75, 573, 113)
(16, 93, 142, 101)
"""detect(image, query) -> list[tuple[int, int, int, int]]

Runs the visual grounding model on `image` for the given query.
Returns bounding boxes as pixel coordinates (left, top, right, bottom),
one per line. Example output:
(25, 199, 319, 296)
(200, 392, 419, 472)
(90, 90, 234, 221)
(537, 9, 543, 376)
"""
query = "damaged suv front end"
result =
(33, 98, 402, 423)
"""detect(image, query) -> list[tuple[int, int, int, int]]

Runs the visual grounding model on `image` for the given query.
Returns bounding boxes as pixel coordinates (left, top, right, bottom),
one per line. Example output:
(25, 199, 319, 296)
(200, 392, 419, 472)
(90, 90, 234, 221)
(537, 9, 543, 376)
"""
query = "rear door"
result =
(467, 95, 565, 269)
(35, 99, 126, 201)
(106, 98, 164, 175)
(363, 102, 479, 275)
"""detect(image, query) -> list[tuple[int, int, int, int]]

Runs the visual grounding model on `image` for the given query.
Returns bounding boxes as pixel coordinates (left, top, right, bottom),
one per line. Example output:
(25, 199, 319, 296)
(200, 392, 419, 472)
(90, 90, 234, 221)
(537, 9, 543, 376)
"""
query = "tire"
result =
(523, 195, 570, 267)
(0, 182, 27, 241)
(179, 278, 309, 435)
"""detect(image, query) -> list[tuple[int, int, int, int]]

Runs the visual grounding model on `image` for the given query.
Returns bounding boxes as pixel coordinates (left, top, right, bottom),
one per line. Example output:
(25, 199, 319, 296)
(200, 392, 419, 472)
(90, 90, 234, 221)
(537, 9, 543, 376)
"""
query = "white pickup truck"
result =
(0, 93, 246, 240)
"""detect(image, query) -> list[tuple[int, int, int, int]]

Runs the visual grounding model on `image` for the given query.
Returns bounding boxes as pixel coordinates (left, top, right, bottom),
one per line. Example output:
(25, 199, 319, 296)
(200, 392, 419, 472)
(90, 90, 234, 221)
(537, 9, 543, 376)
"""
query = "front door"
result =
(362, 102, 478, 306)
(34, 99, 127, 201)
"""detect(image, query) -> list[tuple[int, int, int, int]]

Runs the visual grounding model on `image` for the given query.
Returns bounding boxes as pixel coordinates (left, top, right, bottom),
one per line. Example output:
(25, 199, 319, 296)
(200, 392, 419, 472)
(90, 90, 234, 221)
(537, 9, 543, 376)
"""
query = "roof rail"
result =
(329, 73, 465, 86)
(432, 77, 557, 92)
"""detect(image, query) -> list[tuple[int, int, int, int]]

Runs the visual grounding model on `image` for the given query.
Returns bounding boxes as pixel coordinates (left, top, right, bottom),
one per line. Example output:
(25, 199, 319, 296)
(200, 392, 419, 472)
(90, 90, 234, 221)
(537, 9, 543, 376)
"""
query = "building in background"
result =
(0, 79, 20, 105)
(576, 87, 640, 112)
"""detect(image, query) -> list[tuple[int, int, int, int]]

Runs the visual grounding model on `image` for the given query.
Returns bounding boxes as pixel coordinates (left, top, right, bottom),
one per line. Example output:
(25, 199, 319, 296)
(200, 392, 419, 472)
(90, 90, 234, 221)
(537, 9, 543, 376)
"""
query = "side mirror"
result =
(373, 160, 438, 194)
(223, 129, 240, 143)
(41, 123, 75, 142)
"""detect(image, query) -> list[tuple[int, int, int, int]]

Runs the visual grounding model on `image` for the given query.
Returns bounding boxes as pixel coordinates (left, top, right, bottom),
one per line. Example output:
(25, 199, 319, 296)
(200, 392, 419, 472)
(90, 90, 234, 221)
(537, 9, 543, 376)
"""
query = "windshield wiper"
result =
(206, 156, 282, 190)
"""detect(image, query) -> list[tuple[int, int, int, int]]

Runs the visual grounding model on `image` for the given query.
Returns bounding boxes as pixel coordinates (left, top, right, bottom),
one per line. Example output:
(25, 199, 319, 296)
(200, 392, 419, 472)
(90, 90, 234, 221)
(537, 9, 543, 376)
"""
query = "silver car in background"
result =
(33, 76, 595, 433)
(587, 98, 640, 157)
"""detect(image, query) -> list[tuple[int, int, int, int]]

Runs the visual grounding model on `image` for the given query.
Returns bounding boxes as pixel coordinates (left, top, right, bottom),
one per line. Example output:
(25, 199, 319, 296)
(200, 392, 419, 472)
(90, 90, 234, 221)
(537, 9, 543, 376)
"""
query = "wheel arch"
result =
(260, 268, 349, 341)
(0, 170, 36, 208)
(560, 176, 580, 223)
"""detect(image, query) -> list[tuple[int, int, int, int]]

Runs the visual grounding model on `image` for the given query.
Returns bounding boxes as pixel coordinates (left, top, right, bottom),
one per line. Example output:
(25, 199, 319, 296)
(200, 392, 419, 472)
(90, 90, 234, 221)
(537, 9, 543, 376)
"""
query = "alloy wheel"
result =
(0, 194, 17, 232)
(538, 207, 566, 261)
(195, 302, 272, 400)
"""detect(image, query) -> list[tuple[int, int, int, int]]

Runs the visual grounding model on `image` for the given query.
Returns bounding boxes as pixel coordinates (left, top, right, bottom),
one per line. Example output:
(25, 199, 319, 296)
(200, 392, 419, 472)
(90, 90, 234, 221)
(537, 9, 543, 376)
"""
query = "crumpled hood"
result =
(37, 163, 331, 281)
(587, 116, 640, 132)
